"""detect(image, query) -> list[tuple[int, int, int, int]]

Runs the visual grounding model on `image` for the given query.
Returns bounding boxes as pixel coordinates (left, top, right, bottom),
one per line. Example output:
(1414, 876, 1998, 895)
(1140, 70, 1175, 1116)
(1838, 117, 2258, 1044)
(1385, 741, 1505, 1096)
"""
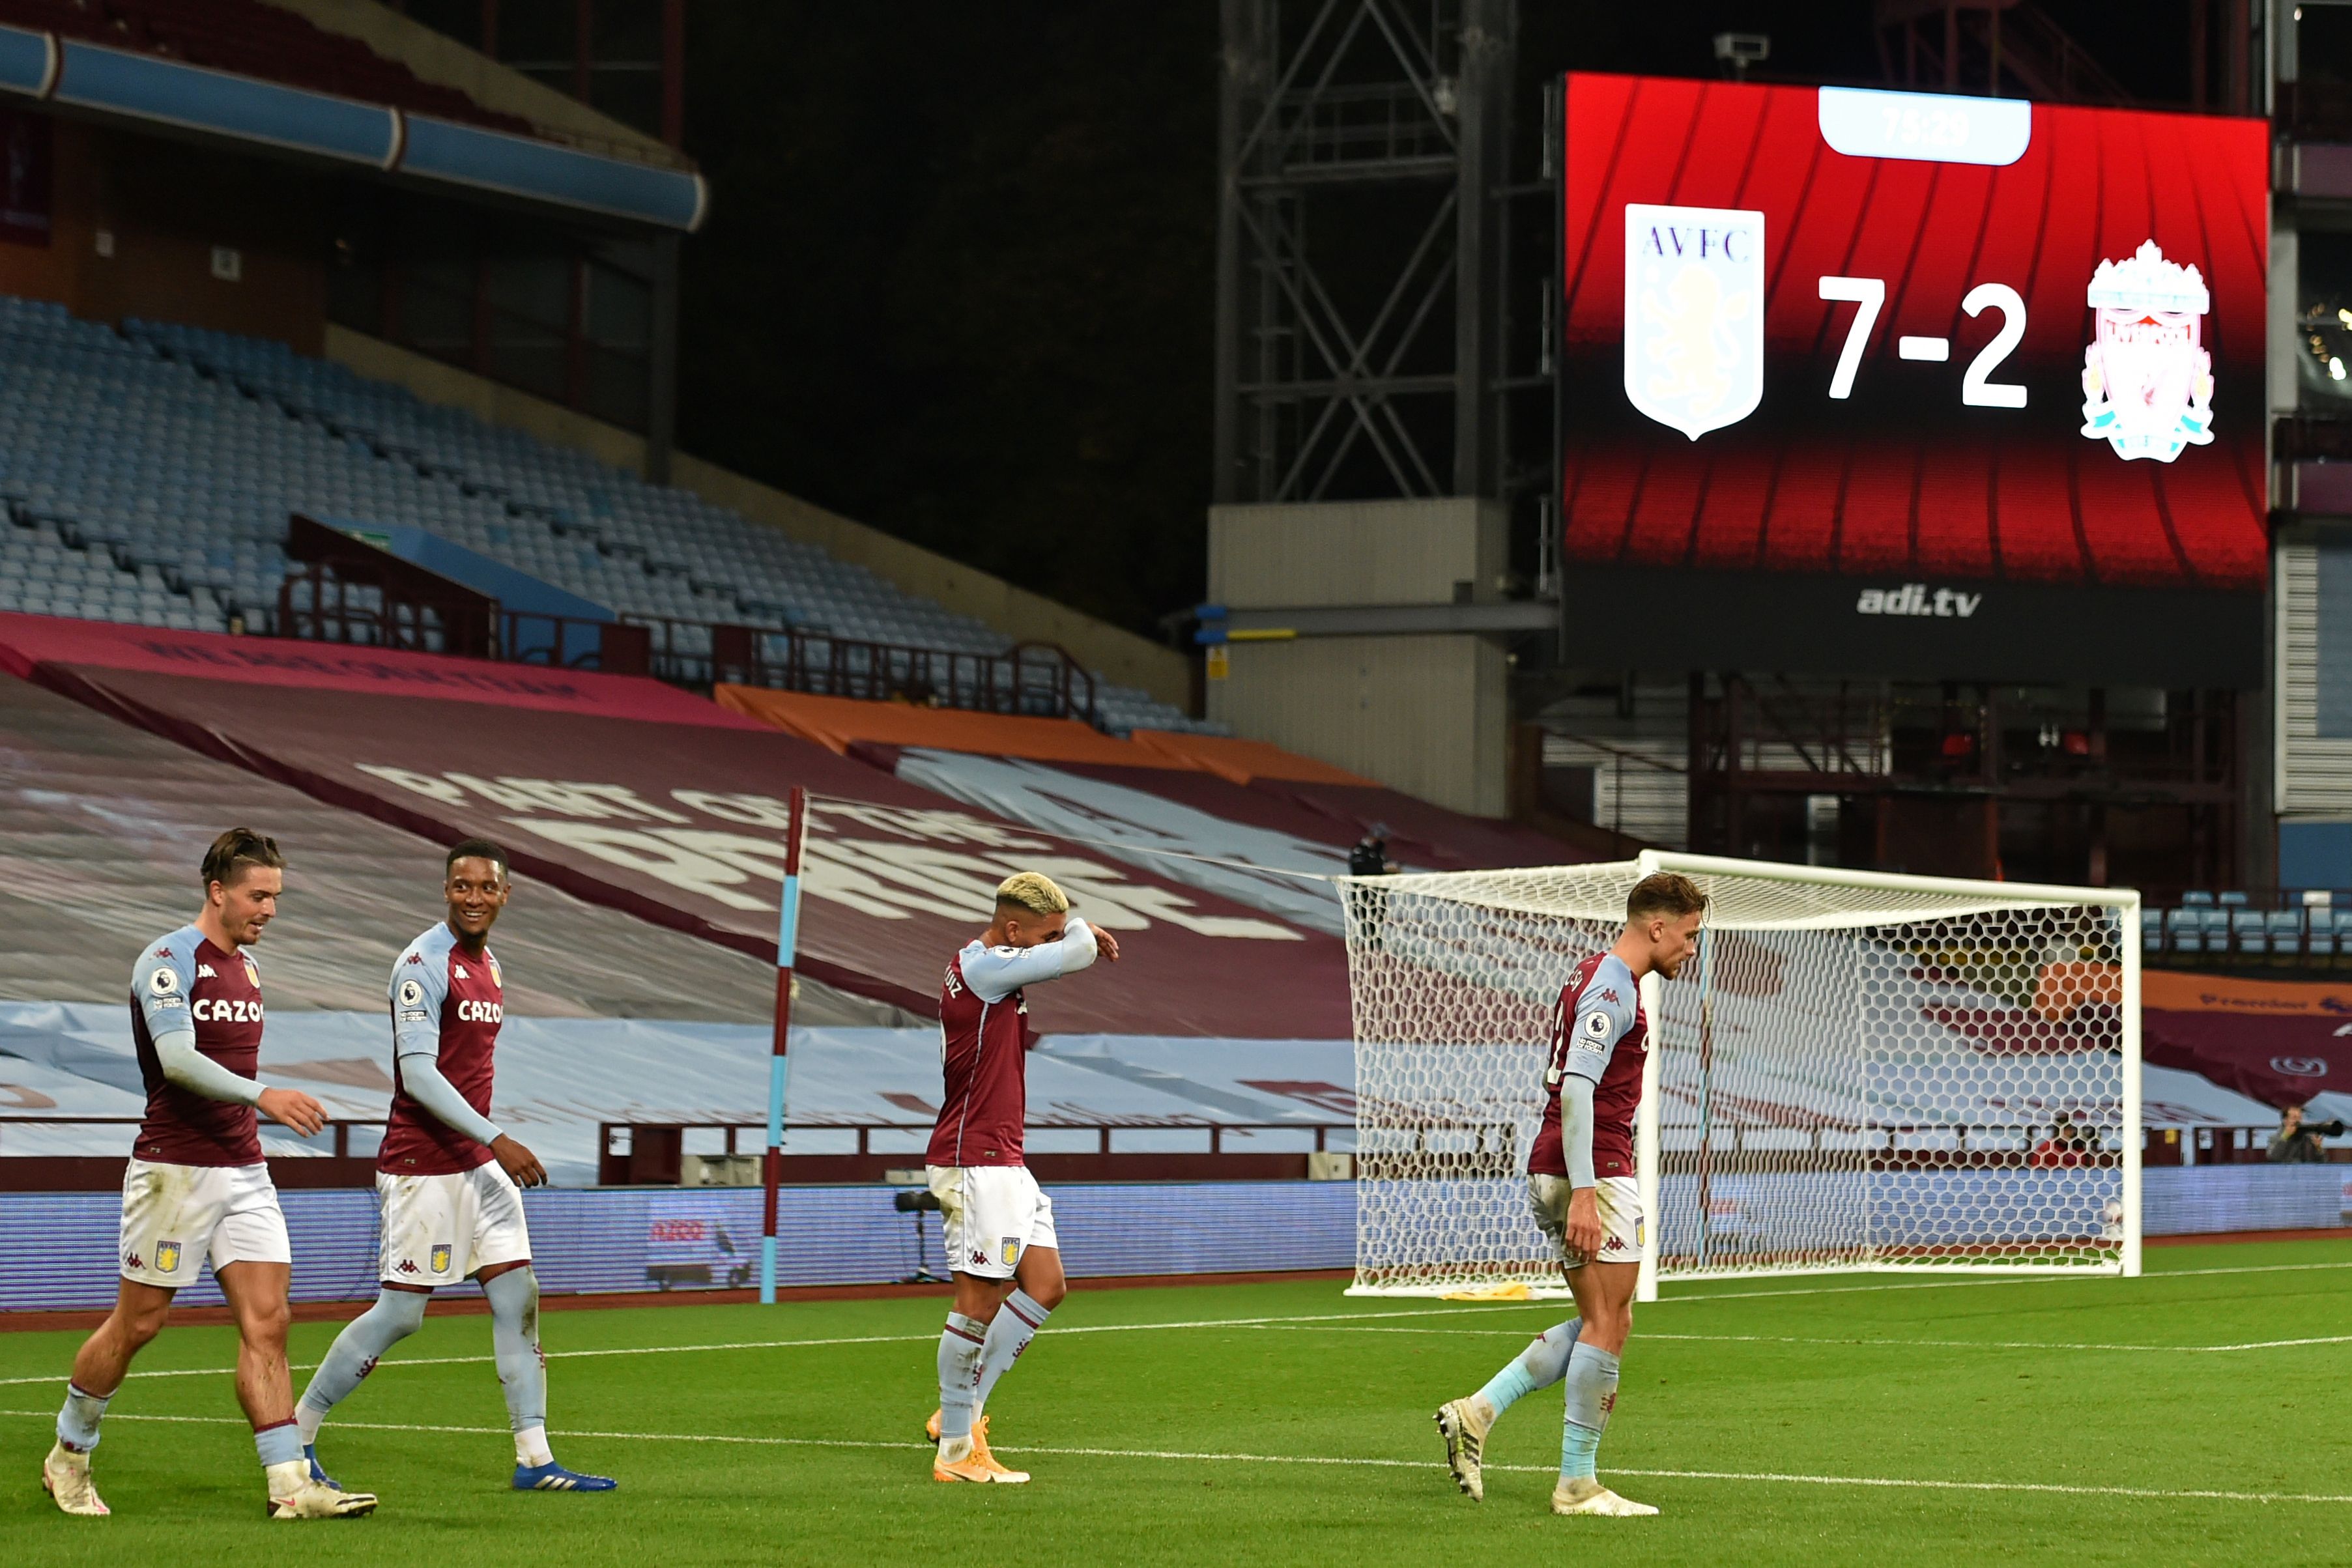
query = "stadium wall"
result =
(0, 1182, 1360, 1313)
(0, 118, 328, 353)
(3, 1167, 2339, 1313)
(321, 323, 1195, 709)
(1207, 497, 1510, 816)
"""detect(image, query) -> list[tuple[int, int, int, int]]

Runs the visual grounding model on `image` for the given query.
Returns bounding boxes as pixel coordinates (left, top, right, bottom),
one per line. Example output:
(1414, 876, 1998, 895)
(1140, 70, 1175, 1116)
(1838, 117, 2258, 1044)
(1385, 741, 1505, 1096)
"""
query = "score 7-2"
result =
(1816, 276, 2027, 408)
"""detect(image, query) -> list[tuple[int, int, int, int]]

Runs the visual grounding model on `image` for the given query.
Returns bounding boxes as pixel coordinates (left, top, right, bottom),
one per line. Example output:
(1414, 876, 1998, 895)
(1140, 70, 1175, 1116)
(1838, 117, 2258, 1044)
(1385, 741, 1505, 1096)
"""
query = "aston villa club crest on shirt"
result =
(2080, 239, 2214, 463)
(242, 958, 260, 989)
(1623, 203, 1764, 440)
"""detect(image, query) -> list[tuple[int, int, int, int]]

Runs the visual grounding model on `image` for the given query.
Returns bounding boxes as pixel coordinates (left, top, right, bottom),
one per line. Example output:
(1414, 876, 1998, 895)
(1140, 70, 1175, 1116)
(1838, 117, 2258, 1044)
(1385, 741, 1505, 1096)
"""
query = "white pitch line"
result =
(0, 1304, 1533, 1389)
(13, 1305, 2352, 1390)
(1265, 1324, 2352, 1354)
(1661, 1256, 2352, 1304)
(0, 1407, 2343, 1508)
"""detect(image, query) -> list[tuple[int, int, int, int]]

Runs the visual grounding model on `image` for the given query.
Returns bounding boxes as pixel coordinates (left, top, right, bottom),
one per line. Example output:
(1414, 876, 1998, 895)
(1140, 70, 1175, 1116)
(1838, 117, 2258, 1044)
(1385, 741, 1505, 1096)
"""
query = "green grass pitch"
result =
(7, 1238, 2352, 1565)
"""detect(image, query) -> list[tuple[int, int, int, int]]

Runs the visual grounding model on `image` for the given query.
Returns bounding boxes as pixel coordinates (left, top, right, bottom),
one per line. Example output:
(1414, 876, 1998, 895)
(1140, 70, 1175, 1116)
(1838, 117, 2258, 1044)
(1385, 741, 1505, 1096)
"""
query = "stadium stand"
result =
(714, 686, 1580, 887)
(122, 315, 1202, 734)
(0, 665, 868, 1023)
(0, 612, 1352, 1036)
(0, 0, 532, 135)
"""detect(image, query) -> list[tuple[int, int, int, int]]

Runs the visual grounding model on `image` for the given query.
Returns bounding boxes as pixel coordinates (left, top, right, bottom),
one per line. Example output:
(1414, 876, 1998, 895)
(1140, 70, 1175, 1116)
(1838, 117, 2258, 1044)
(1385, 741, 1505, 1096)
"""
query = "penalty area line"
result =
(0, 1408, 2342, 1507)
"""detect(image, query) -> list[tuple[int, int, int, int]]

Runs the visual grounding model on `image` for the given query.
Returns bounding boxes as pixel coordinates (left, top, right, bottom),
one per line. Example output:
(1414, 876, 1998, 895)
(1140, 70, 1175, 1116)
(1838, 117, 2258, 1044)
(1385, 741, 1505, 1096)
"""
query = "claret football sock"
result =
(55, 1381, 109, 1452)
(1474, 1316, 1582, 1422)
(937, 1312, 990, 1442)
(484, 1268, 550, 1457)
(298, 1287, 429, 1438)
(973, 1290, 1052, 1415)
(1558, 1342, 1620, 1482)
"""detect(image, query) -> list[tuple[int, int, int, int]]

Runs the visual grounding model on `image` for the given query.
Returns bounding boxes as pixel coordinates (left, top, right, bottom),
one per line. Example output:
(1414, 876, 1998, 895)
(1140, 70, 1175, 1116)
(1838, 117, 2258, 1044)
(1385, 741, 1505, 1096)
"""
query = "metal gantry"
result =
(1213, 0, 1521, 506)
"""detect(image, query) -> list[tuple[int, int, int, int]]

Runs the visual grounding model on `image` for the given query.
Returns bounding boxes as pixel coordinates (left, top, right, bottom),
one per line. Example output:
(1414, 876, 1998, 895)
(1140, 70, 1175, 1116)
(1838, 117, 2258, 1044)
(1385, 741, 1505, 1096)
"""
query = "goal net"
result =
(1341, 851, 2140, 1298)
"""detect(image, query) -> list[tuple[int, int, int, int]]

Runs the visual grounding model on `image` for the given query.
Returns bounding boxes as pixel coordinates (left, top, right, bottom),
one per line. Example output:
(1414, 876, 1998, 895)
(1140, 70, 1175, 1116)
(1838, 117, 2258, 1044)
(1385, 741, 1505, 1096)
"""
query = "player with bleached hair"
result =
(1435, 872, 1708, 1518)
(925, 871, 1121, 1483)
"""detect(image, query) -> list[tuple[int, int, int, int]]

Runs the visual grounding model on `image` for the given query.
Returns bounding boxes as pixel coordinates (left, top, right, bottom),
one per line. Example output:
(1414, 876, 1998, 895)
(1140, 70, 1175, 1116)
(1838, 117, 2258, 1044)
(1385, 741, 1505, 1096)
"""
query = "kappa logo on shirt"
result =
(1598, 987, 1622, 1005)
(454, 965, 468, 980)
(153, 947, 172, 960)
(196, 963, 216, 979)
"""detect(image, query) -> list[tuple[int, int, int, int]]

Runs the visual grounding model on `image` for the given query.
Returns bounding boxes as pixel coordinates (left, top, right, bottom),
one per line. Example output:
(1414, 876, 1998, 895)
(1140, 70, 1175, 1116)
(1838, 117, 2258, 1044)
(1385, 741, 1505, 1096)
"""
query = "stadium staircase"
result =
(0, 295, 1201, 735)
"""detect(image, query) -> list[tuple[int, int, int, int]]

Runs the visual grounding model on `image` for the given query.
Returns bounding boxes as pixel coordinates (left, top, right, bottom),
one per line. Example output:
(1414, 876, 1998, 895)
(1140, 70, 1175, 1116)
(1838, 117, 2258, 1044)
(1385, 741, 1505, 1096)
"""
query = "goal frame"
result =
(1342, 849, 2142, 1301)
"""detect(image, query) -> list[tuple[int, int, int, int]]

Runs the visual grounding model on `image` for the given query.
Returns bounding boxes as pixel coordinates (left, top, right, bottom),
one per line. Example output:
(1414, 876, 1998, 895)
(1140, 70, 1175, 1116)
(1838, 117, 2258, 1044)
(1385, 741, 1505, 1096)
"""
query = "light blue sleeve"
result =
(1560, 984, 1637, 1086)
(1560, 1076, 1598, 1189)
(957, 917, 1100, 1004)
(388, 952, 502, 1147)
(389, 954, 450, 1061)
(132, 942, 262, 1107)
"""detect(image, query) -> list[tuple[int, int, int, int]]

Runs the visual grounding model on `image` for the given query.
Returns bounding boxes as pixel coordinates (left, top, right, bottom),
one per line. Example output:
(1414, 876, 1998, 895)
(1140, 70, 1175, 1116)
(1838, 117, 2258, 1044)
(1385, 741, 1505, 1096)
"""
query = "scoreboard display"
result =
(1558, 75, 2270, 686)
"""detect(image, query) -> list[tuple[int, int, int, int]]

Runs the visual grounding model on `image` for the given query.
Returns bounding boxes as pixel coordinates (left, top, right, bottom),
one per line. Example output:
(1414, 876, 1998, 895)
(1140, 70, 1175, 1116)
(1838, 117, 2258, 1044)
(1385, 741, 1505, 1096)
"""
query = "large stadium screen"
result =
(1558, 75, 2270, 685)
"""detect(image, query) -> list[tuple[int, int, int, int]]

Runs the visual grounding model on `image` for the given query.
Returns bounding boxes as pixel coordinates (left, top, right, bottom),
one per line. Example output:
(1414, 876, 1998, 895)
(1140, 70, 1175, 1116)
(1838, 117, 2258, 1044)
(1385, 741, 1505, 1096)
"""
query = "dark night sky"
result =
(670, 3, 2211, 637)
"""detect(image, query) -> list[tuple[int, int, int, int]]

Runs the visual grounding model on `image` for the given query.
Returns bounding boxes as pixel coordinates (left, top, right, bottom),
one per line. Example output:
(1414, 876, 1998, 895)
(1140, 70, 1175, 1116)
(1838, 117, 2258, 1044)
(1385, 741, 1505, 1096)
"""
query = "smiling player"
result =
(1435, 872, 1707, 1518)
(295, 840, 614, 1494)
(44, 829, 374, 1520)
(926, 871, 1121, 1484)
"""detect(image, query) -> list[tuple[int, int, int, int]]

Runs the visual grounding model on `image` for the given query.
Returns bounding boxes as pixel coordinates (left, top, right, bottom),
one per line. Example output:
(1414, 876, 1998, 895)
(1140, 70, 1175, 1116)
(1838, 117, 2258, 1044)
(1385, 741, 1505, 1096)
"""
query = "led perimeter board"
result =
(1558, 76, 2269, 686)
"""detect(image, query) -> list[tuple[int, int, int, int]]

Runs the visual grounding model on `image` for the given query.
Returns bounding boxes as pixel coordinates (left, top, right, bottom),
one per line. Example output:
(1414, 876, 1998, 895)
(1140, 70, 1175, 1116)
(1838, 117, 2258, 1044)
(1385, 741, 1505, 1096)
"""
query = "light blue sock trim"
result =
(1559, 1341, 1620, 1480)
(938, 1312, 989, 1440)
(255, 1421, 303, 1468)
(1476, 1317, 1581, 1418)
(1477, 1361, 1540, 1416)
(1560, 1417, 1601, 1481)
(56, 1382, 108, 1451)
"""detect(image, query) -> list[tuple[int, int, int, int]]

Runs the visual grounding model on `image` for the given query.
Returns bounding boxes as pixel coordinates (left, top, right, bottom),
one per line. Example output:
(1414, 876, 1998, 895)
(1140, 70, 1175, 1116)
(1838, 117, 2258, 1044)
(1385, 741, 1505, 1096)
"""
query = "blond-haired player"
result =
(925, 872, 1121, 1483)
(1435, 872, 1706, 1518)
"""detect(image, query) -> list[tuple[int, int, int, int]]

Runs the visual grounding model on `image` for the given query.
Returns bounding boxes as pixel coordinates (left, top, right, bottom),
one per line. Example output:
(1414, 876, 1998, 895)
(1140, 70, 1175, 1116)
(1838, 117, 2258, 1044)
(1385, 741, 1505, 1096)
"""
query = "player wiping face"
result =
(926, 871, 1121, 1485)
(1437, 872, 1707, 1520)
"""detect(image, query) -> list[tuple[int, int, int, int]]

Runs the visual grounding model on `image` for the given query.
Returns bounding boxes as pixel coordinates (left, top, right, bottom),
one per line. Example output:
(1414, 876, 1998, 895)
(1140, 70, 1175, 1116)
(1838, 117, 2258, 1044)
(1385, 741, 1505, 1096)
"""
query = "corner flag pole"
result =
(760, 784, 808, 1305)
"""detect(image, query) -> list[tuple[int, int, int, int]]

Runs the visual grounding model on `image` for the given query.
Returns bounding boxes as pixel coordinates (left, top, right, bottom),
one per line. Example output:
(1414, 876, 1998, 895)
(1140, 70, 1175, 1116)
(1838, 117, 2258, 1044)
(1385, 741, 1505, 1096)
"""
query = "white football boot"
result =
(1550, 1475, 1659, 1517)
(1433, 1397, 1492, 1501)
(265, 1459, 379, 1519)
(42, 1442, 108, 1517)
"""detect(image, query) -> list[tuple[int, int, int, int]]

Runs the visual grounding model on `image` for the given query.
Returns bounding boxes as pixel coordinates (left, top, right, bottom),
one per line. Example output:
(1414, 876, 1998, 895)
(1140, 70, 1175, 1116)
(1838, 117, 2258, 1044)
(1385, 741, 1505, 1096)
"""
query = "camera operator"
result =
(2266, 1104, 2345, 1164)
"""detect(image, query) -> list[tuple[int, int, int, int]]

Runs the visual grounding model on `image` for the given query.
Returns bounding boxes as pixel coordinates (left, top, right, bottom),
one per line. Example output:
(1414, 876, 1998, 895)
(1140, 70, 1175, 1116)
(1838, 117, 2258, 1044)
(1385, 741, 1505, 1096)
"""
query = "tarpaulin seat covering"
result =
(0, 614, 1349, 1036)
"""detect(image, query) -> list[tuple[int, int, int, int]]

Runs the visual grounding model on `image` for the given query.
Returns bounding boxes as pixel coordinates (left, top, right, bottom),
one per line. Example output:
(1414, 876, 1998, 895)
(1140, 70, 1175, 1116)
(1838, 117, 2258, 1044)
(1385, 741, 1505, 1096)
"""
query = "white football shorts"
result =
(926, 1163, 1058, 1280)
(376, 1161, 532, 1287)
(119, 1158, 291, 1289)
(1528, 1173, 1647, 1269)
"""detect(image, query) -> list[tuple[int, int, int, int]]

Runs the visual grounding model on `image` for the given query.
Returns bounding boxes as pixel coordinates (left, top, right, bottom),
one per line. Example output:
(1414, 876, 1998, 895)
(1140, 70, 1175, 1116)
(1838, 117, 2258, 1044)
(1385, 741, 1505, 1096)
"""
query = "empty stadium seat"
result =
(121, 317, 1207, 734)
(0, 296, 1203, 733)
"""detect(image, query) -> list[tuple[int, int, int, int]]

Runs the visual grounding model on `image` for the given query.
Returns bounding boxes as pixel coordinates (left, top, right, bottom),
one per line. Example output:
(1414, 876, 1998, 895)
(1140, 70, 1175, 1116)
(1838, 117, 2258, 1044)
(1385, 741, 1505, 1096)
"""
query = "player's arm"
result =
(960, 915, 1106, 1003)
(1556, 988, 1635, 1257)
(391, 960, 545, 1184)
(134, 948, 323, 1133)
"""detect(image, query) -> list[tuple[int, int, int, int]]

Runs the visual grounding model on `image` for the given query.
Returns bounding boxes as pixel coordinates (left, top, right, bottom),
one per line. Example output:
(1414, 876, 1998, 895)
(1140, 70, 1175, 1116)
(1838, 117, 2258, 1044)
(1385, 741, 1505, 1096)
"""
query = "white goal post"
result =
(1340, 850, 2140, 1300)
